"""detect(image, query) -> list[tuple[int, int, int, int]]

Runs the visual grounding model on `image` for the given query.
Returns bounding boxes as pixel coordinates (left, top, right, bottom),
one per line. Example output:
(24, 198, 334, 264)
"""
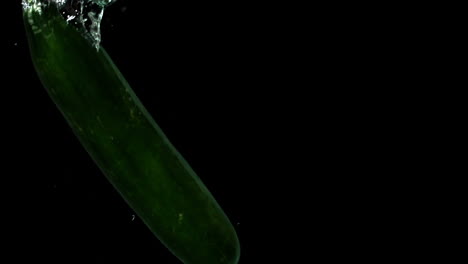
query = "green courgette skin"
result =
(23, 4, 239, 264)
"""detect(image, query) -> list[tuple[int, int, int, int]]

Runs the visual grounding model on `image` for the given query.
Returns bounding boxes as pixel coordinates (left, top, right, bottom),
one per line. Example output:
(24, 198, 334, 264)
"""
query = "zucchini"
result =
(23, 2, 240, 264)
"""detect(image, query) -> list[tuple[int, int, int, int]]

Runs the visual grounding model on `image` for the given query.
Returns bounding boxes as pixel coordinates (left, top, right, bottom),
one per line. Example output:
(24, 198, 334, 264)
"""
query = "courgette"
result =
(23, 2, 240, 263)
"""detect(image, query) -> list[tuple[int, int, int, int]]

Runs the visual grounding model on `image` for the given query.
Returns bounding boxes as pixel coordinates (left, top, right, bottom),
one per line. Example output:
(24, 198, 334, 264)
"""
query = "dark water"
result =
(4, 1, 267, 263)
(3, 1, 408, 263)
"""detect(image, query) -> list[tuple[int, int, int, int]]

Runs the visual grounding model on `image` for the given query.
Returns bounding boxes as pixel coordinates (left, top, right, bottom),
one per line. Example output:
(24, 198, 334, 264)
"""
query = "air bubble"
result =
(23, 0, 118, 49)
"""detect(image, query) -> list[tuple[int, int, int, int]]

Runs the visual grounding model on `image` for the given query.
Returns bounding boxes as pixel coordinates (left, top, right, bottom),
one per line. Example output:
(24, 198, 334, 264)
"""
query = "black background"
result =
(3, 1, 298, 263)
(2, 1, 412, 263)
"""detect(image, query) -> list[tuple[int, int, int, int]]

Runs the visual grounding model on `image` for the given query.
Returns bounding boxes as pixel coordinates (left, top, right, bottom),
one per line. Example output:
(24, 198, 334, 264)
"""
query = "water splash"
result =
(22, 0, 116, 49)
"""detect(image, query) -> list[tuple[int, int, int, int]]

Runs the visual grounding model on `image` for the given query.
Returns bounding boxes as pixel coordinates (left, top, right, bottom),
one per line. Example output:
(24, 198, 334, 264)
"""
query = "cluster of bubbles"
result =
(23, 0, 117, 49)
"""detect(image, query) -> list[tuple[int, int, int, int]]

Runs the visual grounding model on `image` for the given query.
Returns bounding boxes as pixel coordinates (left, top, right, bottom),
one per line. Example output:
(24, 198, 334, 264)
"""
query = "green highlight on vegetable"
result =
(23, 1, 240, 263)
